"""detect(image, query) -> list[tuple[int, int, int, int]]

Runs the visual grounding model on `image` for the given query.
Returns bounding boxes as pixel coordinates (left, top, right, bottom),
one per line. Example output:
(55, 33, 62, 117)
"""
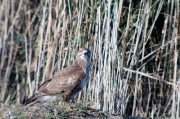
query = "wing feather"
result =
(37, 64, 86, 95)
(38, 79, 52, 91)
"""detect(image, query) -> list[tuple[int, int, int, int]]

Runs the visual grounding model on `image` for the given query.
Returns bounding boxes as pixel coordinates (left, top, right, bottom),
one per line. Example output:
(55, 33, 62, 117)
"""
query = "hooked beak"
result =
(84, 50, 91, 59)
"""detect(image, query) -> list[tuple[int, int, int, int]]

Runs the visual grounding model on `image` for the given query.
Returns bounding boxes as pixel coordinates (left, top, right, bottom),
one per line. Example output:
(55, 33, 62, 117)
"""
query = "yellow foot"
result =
(65, 104, 72, 112)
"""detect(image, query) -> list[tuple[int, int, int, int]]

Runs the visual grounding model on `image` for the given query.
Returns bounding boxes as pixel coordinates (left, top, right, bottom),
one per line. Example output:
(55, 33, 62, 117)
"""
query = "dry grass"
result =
(0, 0, 179, 118)
(0, 103, 122, 119)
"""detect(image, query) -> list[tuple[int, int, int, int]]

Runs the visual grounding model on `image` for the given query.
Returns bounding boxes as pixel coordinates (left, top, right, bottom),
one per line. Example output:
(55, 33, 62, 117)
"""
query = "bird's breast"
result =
(79, 75, 89, 89)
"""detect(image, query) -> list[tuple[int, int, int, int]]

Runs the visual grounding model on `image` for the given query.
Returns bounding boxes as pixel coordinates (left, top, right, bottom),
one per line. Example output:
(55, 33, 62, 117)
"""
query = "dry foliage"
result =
(0, 0, 180, 118)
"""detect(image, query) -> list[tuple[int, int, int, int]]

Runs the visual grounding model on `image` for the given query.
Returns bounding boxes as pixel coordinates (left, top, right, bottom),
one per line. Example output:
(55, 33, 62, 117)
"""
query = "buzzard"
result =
(25, 48, 91, 106)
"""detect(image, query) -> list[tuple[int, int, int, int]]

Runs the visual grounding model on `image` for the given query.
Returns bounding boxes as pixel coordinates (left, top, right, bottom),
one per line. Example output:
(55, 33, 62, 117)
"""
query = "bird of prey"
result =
(25, 48, 91, 106)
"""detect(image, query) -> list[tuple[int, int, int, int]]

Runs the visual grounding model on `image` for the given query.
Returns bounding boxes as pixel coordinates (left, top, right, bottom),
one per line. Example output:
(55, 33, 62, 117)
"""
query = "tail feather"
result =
(25, 92, 46, 106)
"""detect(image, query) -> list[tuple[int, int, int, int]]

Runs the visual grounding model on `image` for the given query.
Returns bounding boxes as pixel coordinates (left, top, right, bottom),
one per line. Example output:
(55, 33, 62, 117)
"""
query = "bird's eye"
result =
(84, 51, 90, 56)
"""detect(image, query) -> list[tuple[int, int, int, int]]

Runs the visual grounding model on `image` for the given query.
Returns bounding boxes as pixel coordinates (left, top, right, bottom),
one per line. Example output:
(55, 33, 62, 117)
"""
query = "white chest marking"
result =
(41, 95, 57, 102)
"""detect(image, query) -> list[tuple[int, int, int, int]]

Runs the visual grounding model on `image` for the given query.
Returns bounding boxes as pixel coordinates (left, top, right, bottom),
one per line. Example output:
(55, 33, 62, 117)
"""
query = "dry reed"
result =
(0, 0, 179, 118)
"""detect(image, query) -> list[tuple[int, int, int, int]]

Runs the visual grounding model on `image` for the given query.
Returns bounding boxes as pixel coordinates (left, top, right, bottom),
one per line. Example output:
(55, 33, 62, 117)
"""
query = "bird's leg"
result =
(65, 102, 72, 112)
(58, 101, 72, 111)
(60, 91, 73, 111)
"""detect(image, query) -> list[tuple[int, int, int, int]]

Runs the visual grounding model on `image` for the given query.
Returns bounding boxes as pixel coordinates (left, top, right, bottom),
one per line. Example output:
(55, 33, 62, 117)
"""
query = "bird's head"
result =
(77, 48, 91, 60)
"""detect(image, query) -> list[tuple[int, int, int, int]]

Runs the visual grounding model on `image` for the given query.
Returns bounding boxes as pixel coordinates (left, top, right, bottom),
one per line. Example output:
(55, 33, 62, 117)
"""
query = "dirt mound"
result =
(0, 103, 121, 119)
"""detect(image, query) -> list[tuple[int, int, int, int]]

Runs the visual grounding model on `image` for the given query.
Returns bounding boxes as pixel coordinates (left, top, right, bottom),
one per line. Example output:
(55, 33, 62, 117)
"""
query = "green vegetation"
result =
(0, 0, 179, 118)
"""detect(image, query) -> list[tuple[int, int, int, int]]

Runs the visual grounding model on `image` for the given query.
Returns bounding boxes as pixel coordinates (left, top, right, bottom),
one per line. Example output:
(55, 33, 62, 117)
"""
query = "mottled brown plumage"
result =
(25, 48, 91, 106)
